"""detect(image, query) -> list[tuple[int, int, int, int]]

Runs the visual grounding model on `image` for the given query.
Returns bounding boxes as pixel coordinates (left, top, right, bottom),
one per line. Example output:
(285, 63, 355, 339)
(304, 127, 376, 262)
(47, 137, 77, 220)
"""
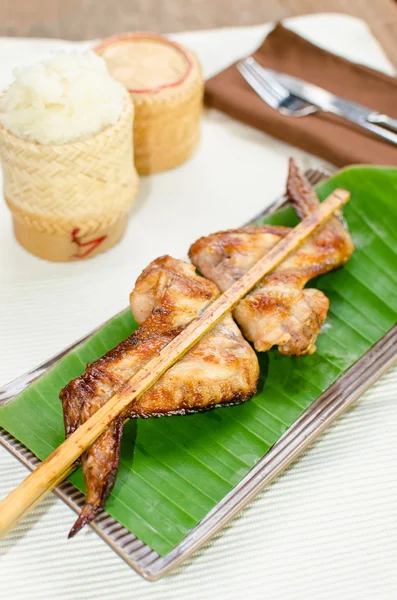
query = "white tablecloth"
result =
(1, 13, 396, 600)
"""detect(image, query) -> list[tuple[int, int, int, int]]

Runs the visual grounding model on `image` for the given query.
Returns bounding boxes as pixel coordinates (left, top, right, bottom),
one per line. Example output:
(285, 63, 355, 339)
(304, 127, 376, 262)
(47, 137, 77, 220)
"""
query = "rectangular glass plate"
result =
(1, 169, 396, 580)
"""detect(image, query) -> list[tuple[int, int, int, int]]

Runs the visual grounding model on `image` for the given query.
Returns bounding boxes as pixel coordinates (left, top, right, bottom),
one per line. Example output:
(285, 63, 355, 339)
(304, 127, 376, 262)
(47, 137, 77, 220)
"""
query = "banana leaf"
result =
(1, 165, 396, 556)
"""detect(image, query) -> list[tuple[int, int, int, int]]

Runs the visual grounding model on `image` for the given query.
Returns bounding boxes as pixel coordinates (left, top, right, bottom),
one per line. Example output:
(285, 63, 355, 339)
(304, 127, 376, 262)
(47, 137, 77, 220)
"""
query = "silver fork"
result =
(237, 57, 316, 117)
(237, 57, 397, 145)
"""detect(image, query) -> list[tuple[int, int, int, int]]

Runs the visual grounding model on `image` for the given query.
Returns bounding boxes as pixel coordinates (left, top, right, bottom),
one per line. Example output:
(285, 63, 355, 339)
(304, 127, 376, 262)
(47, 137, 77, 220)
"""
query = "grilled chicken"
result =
(189, 159, 354, 355)
(60, 256, 259, 537)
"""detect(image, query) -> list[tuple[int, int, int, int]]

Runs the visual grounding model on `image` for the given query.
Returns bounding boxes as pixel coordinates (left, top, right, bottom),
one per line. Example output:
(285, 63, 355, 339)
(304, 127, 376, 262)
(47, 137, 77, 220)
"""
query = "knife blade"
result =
(265, 68, 397, 145)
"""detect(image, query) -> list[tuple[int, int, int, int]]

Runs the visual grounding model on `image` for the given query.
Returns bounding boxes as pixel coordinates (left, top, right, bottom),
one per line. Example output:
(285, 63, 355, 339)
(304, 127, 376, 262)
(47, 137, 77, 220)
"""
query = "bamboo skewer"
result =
(0, 188, 350, 539)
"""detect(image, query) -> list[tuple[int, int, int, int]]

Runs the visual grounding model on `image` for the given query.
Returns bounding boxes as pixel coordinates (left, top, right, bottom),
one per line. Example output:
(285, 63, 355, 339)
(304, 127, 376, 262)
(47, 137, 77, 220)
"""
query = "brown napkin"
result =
(205, 24, 397, 167)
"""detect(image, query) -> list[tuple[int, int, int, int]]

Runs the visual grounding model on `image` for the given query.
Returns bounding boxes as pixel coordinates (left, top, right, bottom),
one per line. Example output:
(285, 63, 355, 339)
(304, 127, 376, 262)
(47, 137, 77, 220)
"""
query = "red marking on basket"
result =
(71, 228, 107, 259)
(94, 32, 193, 94)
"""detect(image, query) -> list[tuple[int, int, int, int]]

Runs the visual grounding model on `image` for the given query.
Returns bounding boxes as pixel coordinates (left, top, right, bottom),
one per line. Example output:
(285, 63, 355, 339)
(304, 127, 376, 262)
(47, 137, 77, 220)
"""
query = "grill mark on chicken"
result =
(189, 158, 354, 356)
(60, 256, 259, 537)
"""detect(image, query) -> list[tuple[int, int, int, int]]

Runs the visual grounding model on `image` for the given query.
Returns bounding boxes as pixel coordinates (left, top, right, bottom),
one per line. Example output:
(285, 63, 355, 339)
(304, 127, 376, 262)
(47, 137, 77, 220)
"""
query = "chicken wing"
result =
(60, 256, 259, 536)
(189, 159, 354, 356)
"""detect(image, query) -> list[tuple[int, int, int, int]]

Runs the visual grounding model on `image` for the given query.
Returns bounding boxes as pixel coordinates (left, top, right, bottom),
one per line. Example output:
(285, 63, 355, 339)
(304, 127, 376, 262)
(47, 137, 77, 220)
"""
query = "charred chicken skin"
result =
(60, 256, 259, 537)
(189, 159, 354, 356)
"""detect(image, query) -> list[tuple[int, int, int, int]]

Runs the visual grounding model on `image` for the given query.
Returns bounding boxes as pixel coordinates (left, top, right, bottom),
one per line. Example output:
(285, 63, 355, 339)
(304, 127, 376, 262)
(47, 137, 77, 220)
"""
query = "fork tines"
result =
(237, 57, 315, 117)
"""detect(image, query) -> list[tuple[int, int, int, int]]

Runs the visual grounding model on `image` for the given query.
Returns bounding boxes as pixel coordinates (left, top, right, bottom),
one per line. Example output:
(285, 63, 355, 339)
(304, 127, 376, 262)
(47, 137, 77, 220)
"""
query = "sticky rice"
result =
(0, 52, 126, 144)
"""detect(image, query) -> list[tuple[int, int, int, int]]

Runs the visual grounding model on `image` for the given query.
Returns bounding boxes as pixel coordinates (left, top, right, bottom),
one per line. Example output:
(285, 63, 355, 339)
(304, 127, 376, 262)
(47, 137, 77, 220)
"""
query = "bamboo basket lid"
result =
(95, 33, 204, 175)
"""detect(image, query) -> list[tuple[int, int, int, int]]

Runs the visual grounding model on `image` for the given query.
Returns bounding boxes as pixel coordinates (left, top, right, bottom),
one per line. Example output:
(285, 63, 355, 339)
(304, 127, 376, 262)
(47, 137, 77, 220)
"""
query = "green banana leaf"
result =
(1, 165, 396, 556)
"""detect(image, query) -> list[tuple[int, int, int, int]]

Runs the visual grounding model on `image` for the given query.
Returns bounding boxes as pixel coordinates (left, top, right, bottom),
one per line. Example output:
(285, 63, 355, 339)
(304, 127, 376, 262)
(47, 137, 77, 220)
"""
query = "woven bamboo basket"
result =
(0, 93, 139, 262)
(95, 33, 204, 175)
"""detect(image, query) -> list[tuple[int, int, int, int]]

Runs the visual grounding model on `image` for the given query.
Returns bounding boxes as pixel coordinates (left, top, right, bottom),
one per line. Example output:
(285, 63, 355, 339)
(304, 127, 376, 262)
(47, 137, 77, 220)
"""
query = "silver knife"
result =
(266, 68, 397, 145)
